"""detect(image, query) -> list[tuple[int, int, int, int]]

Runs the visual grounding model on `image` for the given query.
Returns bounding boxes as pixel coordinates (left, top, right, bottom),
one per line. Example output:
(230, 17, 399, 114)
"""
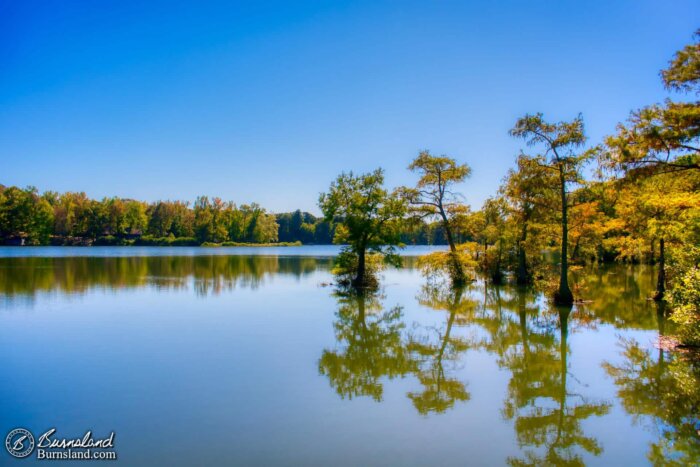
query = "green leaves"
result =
(661, 29, 700, 94)
(319, 168, 407, 249)
(319, 168, 407, 287)
(509, 113, 586, 157)
(604, 30, 700, 176)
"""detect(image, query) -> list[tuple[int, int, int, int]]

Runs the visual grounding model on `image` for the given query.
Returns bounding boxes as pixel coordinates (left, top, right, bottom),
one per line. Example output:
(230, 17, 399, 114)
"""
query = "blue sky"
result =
(1, 1, 698, 213)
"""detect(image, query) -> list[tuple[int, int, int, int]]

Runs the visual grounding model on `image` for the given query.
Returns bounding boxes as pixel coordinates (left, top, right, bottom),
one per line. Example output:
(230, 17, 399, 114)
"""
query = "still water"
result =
(0, 247, 698, 466)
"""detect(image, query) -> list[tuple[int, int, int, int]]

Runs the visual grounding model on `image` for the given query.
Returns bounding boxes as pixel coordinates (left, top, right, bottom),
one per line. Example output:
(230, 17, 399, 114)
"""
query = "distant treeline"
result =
(0, 185, 455, 246)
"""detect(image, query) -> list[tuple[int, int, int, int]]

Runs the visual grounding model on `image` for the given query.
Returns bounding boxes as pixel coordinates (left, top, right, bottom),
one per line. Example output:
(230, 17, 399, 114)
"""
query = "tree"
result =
(605, 30, 700, 176)
(0, 186, 54, 245)
(250, 211, 279, 243)
(500, 154, 558, 284)
(510, 114, 594, 305)
(669, 246, 700, 346)
(318, 169, 406, 288)
(403, 151, 472, 284)
(612, 174, 700, 300)
(147, 201, 175, 237)
(479, 197, 510, 284)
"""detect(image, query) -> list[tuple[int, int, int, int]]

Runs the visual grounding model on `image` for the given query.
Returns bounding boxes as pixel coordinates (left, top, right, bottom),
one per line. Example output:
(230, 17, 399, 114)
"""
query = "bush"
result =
(133, 236, 199, 246)
(670, 265, 700, 346)
(94, 236, 134, 246)
(201, 241, 302, 247)
(416, 245, 476, 285)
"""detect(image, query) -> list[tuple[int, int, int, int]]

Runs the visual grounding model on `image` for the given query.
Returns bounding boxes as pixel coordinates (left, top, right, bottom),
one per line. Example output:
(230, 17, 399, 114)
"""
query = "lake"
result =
(0, 246, 698, 466)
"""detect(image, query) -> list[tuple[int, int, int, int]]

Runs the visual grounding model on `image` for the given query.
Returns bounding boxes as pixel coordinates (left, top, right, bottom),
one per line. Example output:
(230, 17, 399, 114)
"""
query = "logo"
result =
(5, 428, 35, 458)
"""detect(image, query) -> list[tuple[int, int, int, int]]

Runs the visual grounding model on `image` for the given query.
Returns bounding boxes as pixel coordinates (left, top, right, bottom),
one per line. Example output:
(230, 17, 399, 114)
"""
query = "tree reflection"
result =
(501, 304, 611, 466)
(571, 264, 659, 330)
(0, 255, 327, 299)
(316, 263, 698, 465)
(318, 291, 415, 401)
(406, 284, 476, 414)
(603, 304, 700, 466)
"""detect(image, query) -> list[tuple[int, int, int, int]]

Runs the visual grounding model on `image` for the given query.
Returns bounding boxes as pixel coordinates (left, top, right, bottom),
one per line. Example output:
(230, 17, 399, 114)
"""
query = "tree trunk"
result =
(516, 223, 530, 285)
(442, 215, 457, 253)
(555, 170, 574, 305)
(353, 245, 367, 288)
(439, 209, 466, 285)
(492, 240, 504, 284)
(653, 237, 665, 301)
(557, 307, 570, 440)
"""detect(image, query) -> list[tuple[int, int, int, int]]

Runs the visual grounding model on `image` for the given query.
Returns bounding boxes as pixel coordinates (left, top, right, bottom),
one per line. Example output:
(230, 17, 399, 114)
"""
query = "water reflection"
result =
(319, 283, 477, 413)
(460, 283, 612, 465)
(318, 291, 415, 401)
(406, 284, 475, 414)
(603, 305, 700, 466)
(3, 253, 700, 465)
(0, 256, 330, 300)
(320, 276, 648, 464)
(501, 305, 611, 466)
(572, 264, 659, 330)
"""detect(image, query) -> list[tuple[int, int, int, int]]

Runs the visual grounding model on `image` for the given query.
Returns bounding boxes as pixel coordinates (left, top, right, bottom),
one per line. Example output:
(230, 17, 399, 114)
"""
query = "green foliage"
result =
(147, 201, 194, 238)
(509, 113, 596, 304)
(662, 29, 700, 94)
(331, 249, 391, 289)
(276, 210, 334, 244)
(670, 267, 700, 346)
(201, 240, 301, 247)
(0, 183, 451, 247)
(0, 185, 54, 245)
(499, 154, 559, 283)
(416, 247, 476, 284)
(604, 29, 700, 175)
(319, 168, 407, 288)
(0, 185, 288, 246)
(669, 247, 700, 346)
(134, 236, 199, 246)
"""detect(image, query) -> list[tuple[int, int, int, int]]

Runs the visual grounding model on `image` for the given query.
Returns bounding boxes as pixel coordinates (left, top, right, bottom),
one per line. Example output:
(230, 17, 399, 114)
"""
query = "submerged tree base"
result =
(332, 249, 392, 292)
(653, 290, 665, 301)
(554, 289, 575, 306)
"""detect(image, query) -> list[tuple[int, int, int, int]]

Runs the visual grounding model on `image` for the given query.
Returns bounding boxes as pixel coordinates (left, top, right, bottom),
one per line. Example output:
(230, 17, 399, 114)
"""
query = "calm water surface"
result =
(1, 247, 698, 466)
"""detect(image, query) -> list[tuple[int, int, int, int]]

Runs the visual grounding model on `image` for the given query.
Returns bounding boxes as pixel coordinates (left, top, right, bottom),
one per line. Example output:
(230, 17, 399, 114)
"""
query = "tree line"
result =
(0, 190, 280, 246)
(0, 187, 458, 247)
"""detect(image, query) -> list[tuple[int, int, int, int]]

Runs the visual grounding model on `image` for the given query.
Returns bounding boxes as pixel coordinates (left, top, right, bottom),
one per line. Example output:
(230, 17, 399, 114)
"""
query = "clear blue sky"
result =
(1, 1, 698, 214)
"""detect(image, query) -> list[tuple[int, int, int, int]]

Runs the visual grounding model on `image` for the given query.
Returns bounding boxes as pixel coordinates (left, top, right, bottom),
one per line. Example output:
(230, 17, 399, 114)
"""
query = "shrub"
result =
(133, 236, 198, 246)
(417, 245, 476, 285)
(670, 265, 700, 346)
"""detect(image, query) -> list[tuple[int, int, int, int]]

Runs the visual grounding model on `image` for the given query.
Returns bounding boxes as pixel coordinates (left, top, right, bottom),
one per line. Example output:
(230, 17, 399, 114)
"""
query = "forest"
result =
(0, 187, 458, 247)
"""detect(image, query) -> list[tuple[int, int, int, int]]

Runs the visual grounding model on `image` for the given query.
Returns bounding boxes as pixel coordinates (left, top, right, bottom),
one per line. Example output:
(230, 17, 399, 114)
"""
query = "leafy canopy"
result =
(318, 168, 406, 255)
